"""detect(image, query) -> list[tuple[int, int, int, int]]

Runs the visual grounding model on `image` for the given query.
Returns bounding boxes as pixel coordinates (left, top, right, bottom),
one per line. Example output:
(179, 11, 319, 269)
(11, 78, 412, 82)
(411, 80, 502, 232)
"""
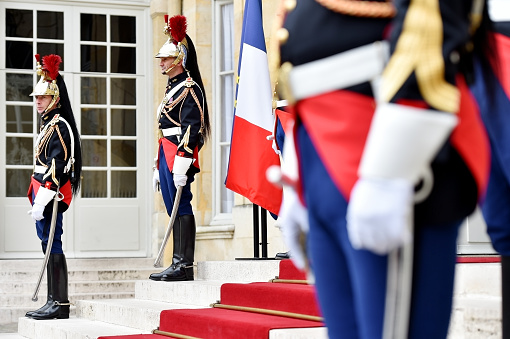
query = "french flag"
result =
(225, 0, 282, 215)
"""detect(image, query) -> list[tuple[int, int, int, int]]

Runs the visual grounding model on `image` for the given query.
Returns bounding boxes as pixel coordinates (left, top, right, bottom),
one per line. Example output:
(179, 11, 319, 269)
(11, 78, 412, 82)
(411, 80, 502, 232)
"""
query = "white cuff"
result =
(359, 103, 458, 184)
(34, 186, 57, 206)
(173, 156, 193, 175)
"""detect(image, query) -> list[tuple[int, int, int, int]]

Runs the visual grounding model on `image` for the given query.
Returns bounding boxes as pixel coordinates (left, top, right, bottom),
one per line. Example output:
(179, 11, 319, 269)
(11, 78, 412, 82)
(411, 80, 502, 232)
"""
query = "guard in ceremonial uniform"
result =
(26, 54, 82, 320)
(470, 2, 510, 336)
(275, 0, 494, 338)
(150, 15, 210, 282)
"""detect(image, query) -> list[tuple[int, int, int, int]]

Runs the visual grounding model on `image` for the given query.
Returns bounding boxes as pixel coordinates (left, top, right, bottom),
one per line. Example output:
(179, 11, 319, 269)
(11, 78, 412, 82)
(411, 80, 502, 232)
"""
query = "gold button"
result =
(277, 28, 289, 44)
(285, 0, 296, 11)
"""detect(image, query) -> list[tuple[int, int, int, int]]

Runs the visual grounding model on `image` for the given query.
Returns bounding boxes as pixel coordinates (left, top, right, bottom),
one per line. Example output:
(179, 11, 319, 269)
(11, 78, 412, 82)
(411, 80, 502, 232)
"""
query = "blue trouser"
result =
(481, 144, 510, 256)
(298, 123, 461, 339)
(32, 192, 63, 254)
(159, 144, 194, 217)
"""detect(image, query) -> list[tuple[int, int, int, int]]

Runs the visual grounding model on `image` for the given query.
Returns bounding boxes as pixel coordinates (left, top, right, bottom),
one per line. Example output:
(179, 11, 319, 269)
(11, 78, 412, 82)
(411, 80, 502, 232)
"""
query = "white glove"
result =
(346, 177, 413, 255)
(31, 203, 46, 221)
(277, 189, 309, 270)
(173, 174, 187, 187)
(153, 170, 160, 192)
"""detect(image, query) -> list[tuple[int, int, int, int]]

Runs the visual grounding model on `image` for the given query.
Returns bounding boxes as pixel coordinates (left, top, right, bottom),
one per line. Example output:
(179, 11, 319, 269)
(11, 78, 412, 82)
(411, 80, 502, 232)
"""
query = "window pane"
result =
(111, 78, 136, 105)
(37, 43, 65, 69)
(81, 170, 107, 198)
(81, 14, 106, 42)
(111, 171, 136, 198)
(221, 145, 233, 213)
(81, 108, 106, 135)
(111, 140, 136, 167)
(111, 16, 136, 43)
(221, 74, 234, 143)
(7, 106, 33, 133)
(6, 137, 32, 165)
(37, 11, 63, 39)
(6, 41, 33, 69)
(6, 169, 32, 197)
(6, 9, 33, 38)
(6, 73, 33, 101)
(81, 77, 106, 104)
(220, 4, 234, 72)
(82, 139, 107, 166)
(112, 109, 136, 136)
(81, 45, 107, 72)
(111, 47, 136, 74)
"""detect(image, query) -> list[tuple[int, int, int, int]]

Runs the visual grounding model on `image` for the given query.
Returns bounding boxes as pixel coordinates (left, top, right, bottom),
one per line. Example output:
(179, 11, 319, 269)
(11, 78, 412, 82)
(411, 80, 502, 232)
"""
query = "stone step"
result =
(269, 327, 329, 339)
(0, 258, 155, 271)
(448, 295, 501, 339)
(76, 299, 201, 332)
(17, 317, 147, 339)
(135, 279, 223, 305)
(0, 306, 76, 326)
(0, 334, 27, 339)
(197, 260, 280, 282)
(454, 262, 501, 298)
(0, 280, 136, 294)
(0, 292, 134, 308)
(0, 268, 159, 282)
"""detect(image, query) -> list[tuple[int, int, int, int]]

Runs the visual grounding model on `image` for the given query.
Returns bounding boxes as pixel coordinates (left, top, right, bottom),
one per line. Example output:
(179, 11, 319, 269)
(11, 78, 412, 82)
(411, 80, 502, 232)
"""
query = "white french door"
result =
(0, 1, 152, 258)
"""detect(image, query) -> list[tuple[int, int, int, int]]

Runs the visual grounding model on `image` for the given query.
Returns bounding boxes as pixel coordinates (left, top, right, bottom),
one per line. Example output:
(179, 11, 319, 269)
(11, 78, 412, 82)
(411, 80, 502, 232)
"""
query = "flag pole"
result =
(253, 204, 260, 258)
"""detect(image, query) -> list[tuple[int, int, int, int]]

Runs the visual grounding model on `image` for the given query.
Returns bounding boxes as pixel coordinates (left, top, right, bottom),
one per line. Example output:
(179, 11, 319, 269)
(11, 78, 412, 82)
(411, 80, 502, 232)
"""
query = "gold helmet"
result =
(156, 15, 189, 72)
(30, 54, 62, 112)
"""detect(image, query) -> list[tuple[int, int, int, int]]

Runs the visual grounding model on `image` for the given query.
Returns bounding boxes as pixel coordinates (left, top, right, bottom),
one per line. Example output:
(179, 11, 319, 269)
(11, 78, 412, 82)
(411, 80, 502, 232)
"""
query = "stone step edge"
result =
(17, 316, 148, 339)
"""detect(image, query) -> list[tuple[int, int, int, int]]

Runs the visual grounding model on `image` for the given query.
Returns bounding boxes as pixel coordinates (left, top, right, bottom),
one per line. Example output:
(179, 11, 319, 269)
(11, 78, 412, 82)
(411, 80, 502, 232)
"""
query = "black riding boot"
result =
(30, 253, 70, 320)
(150, 215, 196, 281)
(503, 256, 510, 339)
(26, 262, 53, 318)
(149, 216, 181, 281)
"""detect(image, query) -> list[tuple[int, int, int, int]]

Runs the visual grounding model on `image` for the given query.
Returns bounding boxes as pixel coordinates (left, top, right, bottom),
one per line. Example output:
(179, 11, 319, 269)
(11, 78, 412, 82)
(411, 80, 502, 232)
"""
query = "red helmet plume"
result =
(42, 54, 62, 81)
(169, 15, 187, 45)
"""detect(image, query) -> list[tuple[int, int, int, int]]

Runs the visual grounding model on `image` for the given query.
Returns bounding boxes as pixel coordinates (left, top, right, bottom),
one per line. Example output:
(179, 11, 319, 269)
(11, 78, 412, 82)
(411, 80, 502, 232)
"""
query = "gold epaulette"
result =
(315, 0, 396, 18)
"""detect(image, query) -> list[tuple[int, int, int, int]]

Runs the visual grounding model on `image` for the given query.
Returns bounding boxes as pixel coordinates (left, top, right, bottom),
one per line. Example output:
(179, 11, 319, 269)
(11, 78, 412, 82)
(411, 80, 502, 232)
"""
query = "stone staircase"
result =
(0, 260, 503, 339)
(0, 258, 159, 331)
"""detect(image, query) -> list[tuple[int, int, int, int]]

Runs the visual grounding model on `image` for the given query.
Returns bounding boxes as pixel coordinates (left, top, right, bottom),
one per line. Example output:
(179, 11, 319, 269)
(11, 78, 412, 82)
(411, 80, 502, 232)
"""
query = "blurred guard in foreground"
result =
(275, 0, 495, 338)
(470, 1, 510, 337)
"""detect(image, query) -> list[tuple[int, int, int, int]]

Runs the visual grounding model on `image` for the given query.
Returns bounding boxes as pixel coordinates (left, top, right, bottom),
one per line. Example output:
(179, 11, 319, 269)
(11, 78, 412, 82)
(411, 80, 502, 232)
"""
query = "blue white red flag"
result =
(225, 0, 282, 215)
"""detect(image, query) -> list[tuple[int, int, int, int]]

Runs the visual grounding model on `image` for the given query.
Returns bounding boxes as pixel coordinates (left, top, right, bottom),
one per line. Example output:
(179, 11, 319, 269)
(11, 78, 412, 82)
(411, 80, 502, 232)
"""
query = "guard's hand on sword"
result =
(277, 187, 309, 270)
(153, 169, 160, 192)
(28, 186, 57, 222)
(29, 203, 46, 221)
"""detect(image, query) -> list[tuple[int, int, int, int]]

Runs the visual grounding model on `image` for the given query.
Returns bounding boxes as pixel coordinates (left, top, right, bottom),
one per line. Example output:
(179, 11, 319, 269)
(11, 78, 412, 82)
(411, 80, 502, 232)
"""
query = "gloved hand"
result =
(30, 203, 46, 221)
(277, 189, 309, 270)
(173, 174, 188, 187)
(153, 169, 160, 192)
(346, 177, 413, 255)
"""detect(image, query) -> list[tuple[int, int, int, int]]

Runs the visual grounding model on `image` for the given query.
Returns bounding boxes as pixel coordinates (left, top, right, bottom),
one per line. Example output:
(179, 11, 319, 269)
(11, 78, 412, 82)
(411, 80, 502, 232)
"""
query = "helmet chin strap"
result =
(164, 54, 184, 74)
(43, 95, 59, 114)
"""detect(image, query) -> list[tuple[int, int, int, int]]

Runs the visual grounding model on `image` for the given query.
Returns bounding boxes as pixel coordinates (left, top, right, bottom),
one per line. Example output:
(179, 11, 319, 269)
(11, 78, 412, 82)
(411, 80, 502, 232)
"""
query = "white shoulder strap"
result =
(156, 79, 189, 120)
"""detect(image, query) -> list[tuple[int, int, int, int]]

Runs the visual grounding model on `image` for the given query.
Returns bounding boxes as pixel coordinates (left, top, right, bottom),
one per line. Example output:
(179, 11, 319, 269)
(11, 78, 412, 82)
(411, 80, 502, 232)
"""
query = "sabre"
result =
(154, 185, 183, 267)
(382, 169, 433, 339)
(32, 189, 62, 302)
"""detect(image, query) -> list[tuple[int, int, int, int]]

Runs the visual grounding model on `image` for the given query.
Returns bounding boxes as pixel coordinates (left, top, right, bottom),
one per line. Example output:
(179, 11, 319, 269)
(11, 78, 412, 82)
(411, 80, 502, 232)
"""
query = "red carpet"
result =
(99, 260, 323, 339)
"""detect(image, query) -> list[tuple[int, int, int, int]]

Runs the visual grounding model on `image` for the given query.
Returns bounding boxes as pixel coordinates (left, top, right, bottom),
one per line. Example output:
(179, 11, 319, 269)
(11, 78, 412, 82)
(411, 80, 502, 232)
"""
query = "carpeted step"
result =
(99, 306, 323, 339)
(158, 307, 323, 339)
(277, 259, 307, 281)
(219, 282, 321, 317)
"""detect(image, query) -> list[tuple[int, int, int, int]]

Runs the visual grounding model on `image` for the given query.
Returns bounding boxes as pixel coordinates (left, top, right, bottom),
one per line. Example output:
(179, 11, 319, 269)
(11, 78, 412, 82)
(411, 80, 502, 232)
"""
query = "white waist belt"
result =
(281, 41, 389, 102)
(34, 165, 47, 174)
(161, 127, 181, 137)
